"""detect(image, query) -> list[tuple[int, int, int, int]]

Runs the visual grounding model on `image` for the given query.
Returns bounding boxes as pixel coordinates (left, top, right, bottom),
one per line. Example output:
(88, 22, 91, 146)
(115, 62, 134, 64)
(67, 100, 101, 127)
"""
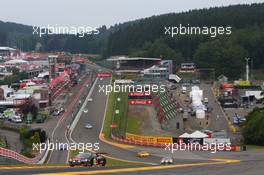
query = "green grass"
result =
(126, 115, 143, 135)
(102, 73, 129, 138)
(112, 92, 129, 137)
(103, 91, 129, 138)
(103, 91, 115, 139)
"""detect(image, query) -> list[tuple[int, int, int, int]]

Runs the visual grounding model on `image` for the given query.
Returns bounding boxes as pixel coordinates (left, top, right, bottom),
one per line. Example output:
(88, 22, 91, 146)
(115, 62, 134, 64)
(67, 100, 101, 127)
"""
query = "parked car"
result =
(53, 108, 64, 116)
(10, 114, 22, 123)
(0, 113, 5, 119)
(182, 86, 187, 94)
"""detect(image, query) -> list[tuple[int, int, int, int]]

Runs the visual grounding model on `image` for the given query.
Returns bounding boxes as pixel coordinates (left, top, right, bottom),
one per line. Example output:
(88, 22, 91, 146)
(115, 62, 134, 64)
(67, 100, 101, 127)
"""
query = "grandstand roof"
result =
(107, 56, 162, 61)
(4, 59, 29, 65)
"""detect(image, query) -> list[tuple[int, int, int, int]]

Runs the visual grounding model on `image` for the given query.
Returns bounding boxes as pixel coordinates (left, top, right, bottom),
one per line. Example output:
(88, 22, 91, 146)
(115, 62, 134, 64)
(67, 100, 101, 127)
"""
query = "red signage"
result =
(110, 124, 118, 128)
(97, 73, 112, 78)
(128, 92, 151, 96)
(129, 100, 152, 105)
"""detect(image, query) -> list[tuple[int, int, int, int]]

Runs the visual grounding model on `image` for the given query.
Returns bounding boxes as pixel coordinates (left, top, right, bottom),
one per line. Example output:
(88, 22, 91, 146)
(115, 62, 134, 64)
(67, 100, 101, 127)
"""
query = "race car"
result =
(94, 155, 106, 166)
(137, 151, 150, 158)
(68, 152, 106, 167)
(160, 157, 174, 165)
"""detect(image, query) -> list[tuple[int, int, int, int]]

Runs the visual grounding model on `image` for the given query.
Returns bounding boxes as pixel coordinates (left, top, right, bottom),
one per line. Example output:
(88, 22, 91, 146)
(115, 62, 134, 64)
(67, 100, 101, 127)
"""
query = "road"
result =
(200, 83, 230, 132)
(48, 73, 94, 164)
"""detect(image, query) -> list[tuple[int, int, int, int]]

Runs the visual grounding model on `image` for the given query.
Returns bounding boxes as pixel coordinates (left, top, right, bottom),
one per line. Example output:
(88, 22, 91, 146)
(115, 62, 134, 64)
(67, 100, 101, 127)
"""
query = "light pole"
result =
(245, 58, 250, 82)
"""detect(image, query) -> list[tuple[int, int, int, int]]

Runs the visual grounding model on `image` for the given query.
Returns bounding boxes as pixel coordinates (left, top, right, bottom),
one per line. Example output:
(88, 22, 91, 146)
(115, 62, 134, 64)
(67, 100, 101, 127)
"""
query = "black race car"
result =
(68, 152, 106, 167)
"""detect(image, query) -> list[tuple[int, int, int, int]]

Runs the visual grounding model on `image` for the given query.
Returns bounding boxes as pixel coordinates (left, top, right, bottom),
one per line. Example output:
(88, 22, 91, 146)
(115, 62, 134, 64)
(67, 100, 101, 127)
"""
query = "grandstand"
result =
(152, 90, 183, 130)
(107, 56, 161, 75)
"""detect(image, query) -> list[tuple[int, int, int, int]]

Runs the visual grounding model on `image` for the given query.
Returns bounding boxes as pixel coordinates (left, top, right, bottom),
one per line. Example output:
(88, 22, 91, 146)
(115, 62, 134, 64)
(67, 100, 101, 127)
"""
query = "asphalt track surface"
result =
(1, 159, 264, 175)
(47, 74, 93, 164)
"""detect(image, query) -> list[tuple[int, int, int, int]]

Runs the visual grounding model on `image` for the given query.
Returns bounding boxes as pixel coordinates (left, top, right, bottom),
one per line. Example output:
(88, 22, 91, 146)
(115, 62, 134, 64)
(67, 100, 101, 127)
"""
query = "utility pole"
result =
(251, 58, 253, 80)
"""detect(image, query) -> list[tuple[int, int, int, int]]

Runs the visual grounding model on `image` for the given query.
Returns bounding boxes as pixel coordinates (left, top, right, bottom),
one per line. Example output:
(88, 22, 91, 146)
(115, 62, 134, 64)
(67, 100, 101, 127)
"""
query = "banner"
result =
(129, 100, 152, 105)
(97, 73, 112, 78)
(126, 133, 172, 144)
(128, 92, 151, 96)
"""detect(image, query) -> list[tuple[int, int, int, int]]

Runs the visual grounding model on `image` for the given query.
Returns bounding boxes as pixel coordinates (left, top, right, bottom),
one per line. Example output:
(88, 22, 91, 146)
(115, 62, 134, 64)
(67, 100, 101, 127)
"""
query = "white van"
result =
(10, 115, 22, 123)
(182, 86, 187, 94)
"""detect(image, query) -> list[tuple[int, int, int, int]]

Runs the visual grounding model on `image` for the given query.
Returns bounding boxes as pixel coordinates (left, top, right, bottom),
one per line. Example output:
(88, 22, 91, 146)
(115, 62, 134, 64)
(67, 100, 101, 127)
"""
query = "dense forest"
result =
(0, 3, 264, 79)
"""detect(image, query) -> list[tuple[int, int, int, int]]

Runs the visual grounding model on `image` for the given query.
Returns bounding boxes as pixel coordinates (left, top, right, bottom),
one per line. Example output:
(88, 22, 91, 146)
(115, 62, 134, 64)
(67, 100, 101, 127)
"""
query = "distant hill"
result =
(0, 21, 32, 33)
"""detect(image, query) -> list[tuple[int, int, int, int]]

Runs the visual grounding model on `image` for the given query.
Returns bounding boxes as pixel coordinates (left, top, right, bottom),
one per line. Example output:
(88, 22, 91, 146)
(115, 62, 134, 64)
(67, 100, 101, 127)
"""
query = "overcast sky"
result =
(1, 0, 263, 27)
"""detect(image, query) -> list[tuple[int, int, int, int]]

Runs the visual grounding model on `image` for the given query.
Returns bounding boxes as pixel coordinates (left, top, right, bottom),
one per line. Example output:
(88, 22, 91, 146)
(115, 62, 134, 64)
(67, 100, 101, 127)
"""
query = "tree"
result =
(31, 132, 41, 145)
(194, 40, 247, 79)
(243, 108, 264, 145)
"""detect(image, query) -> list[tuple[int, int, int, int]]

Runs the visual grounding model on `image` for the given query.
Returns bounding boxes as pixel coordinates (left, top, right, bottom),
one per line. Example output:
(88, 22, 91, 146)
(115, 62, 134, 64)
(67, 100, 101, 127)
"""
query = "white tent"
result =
(179, 133, 191, 138)
(189, 131, 208, 138)
(196, 109, 206, 119)
(190, 86, 205, 118)
(38, 71, 49, 78)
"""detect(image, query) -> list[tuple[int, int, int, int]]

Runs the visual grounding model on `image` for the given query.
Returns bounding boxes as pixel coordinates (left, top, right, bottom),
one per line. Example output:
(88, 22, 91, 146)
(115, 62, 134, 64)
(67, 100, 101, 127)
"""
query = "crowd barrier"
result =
(0, 146, 44, 164)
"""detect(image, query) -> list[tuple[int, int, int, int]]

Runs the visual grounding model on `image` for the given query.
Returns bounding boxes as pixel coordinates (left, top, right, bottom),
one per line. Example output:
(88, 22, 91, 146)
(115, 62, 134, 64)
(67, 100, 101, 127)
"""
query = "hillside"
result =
(104, 3, 264, 79)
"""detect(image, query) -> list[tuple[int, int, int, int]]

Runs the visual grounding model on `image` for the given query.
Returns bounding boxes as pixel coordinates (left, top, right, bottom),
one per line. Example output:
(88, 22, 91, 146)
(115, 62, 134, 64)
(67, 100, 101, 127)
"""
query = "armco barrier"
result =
(0, 146, 44, 164)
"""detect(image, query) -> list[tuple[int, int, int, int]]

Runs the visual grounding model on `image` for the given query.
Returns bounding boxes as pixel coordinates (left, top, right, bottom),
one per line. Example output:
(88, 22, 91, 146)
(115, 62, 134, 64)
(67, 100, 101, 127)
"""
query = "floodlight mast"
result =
(245, 57, 250, 82)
